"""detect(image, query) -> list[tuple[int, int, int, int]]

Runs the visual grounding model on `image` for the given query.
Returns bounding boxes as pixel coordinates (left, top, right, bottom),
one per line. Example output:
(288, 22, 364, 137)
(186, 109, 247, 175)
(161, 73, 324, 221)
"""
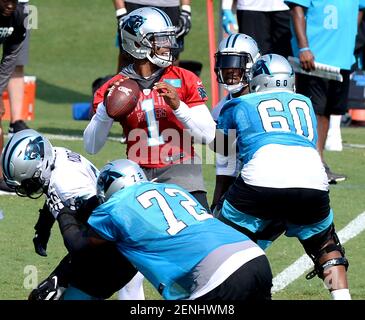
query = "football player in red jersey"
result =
(84, 6, 215, 212)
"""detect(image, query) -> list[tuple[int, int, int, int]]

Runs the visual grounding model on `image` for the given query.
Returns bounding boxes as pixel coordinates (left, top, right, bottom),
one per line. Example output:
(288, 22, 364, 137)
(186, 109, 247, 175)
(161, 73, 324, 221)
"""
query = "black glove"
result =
(33, 234, 49, 257)
(176, 9, 191, 39)
(33, 203, 56, 257)
(28, 275, 66, 300)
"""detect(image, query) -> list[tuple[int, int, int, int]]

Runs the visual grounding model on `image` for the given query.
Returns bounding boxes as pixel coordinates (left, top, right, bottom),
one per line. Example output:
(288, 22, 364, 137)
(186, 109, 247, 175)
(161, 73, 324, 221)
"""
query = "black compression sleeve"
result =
(57, 209, 90, 255)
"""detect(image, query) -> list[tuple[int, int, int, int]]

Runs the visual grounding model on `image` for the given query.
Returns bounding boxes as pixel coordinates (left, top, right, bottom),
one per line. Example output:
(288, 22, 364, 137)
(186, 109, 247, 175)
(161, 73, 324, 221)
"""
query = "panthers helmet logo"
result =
(122, 15, 146, 36)
(98, 169, 124, 193)
(24, 136, 45, 161)
(251, 59, 271, 77)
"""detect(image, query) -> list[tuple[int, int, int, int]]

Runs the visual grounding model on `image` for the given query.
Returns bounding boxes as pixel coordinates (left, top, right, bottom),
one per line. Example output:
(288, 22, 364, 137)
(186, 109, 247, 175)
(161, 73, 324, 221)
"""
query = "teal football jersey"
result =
(88, 181, 251, 299)
(218, 91, 318, 164)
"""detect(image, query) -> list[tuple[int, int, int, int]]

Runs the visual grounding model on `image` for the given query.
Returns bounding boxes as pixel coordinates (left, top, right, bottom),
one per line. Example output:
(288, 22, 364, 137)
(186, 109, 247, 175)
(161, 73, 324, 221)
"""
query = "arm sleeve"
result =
(83, 102, 114, 154)
(57, 210, 93, 254)
(173, 102, 216, 144)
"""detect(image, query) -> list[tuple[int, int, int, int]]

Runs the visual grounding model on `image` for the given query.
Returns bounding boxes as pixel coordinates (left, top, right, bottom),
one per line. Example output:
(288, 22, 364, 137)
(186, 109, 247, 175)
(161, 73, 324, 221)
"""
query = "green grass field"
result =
(1, 1, 365, 300)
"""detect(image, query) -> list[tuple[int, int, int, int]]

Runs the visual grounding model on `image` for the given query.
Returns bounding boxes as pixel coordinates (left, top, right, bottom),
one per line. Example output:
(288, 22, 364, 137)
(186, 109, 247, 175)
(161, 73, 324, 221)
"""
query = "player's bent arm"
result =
(83, 102, 114, 154)
(57, 208, 107, 255)
(173, 102, 216, 144)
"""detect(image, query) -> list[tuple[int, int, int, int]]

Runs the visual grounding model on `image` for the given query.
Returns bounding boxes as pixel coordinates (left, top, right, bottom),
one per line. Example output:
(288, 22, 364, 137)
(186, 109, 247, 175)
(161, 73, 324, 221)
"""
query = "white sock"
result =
(327, 115, 342, 138)
(325, 115, 343, 151)
(331, 289, 351, 300)
(118, 272, 145, 300)
(329, 114, 342, 129)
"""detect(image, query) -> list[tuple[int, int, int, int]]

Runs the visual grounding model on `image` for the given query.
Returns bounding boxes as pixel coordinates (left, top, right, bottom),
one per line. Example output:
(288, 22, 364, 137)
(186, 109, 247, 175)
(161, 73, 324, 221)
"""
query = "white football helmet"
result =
(120, 7, 178, 68)
(215, 33, 261, 94)
(97, 159, 148, 203)
(249, 54, 296, 93)
(1, 129, 54, 198)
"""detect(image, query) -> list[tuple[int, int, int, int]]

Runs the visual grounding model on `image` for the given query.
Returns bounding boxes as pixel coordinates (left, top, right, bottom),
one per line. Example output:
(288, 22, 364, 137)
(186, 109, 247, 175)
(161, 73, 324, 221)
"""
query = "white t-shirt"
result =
(237, 0, 288, 11)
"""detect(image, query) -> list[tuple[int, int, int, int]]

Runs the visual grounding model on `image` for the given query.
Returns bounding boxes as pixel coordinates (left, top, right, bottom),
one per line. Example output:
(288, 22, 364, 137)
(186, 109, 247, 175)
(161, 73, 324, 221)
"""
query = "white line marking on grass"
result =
(43, 133, 121, 142)
(0, 191, 17, 196)
(272, 211, 365, 293)
(344, 143, 365, 149)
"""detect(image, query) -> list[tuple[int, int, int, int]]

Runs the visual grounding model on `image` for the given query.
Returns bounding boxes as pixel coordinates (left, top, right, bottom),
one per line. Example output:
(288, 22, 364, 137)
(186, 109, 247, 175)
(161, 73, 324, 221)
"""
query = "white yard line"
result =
(272, 211, 365, 293)
(344, 143, 365, 149)
(44, 133, 121, 142)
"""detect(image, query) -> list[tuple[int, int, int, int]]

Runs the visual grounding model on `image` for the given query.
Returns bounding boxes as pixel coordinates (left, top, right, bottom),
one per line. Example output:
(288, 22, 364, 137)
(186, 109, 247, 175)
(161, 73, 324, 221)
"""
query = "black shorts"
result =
(296, 70, 351, 116)
(221, 176, 333, 241)
(236, 9, 292, 58)
(196, 255, 272, 301)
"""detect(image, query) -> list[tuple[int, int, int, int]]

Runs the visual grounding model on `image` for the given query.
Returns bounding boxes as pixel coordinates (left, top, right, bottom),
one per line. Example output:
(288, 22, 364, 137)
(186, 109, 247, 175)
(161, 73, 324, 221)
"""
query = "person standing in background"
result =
(0, 0, 27, 193)
(7, 0, 30, 137)
(221, 0, 292, 58)
(285, 0, 365, 183)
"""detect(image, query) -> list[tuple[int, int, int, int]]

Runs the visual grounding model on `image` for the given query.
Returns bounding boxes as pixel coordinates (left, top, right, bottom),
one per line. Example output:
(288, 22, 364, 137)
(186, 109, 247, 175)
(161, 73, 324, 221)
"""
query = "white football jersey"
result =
(46, 147, 99, 216)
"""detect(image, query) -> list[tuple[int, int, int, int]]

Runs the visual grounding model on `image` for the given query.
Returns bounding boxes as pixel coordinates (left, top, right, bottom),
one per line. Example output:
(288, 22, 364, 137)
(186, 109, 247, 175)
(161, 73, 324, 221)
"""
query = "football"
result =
(104, 78, 140, 120)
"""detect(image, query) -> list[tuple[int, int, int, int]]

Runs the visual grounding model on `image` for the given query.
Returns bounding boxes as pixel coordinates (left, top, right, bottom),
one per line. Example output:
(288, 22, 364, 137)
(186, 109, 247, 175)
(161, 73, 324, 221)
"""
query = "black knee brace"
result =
(301, 224, 349, 280)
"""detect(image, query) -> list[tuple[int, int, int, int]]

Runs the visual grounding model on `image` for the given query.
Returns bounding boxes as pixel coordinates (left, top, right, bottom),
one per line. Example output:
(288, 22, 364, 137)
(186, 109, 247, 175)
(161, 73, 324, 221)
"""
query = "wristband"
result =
(299, 47, 310, 53)
(181, 4, 191, 13)
(116, 8, 127, 17)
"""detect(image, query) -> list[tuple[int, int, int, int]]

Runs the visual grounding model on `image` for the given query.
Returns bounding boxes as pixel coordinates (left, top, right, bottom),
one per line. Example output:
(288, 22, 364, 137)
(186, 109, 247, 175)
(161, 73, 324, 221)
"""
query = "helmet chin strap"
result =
(147, 51, 172, 68)
(224, 82, 247, 94)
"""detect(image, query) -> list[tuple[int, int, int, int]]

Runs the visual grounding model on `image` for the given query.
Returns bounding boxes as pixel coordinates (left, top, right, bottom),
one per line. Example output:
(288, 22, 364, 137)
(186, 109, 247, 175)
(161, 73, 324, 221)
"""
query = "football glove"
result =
(33, 233, 48, 257)
(28, 275, 66, 300)
(33, 203, 55, 257)
(222, 9, 238, 34)
(176, 9, 191, 39)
